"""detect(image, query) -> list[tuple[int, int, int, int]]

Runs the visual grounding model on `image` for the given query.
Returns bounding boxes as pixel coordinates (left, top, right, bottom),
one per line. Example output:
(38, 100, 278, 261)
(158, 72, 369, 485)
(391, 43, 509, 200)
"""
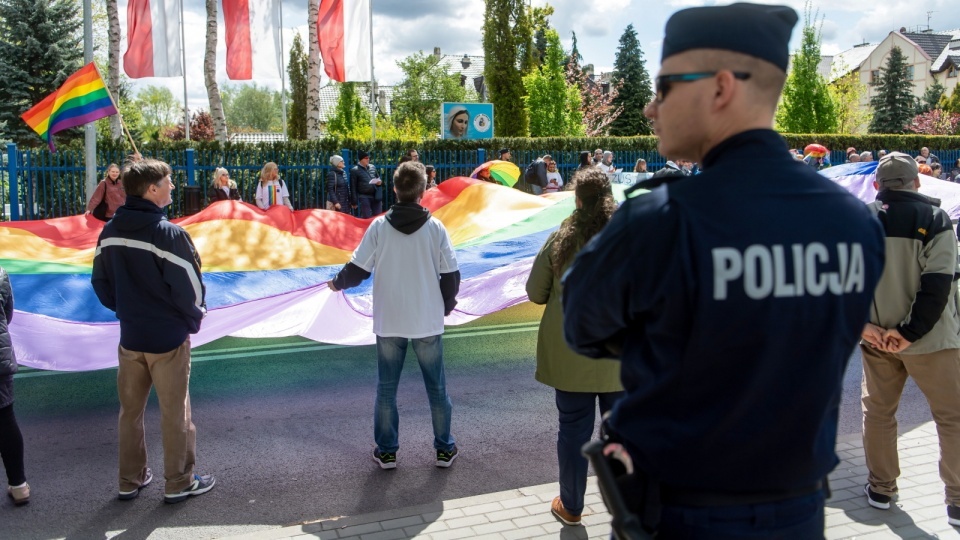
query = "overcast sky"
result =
(122, 0, 960, 112)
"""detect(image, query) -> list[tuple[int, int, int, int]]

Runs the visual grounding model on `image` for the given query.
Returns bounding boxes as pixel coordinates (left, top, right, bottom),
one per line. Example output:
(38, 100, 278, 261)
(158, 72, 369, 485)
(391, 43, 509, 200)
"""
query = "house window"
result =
(949, 65, 959, 78)
(906, 65, 915, 80)
(870, 70, 880, 85)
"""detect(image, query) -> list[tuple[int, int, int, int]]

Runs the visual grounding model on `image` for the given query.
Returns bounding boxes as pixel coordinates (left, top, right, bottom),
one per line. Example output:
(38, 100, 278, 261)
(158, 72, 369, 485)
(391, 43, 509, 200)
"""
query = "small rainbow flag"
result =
(20, 63, 118, 151)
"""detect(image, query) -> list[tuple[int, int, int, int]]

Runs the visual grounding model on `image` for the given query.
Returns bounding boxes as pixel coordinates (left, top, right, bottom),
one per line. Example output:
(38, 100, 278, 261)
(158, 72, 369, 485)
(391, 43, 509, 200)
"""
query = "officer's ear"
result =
(873, 180, 879, 191)
(711, 70, 739, 112)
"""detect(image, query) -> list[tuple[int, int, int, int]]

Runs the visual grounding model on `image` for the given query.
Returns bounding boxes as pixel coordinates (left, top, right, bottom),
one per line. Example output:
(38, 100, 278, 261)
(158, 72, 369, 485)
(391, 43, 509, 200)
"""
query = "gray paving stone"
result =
(471, 520, 518, 535)
(442, 514, 489, 529)
(512, 512, 555, 529)
(334, 522, 382, 537)
(424, 528, 476, 540)
(485, 507, 531, 523)
(499, 495, 543, 510)
(500, 525, 548, 540)
(358, 530, 408, 540)
(379, 516, 424, 531)
(459, 501, 505, 516)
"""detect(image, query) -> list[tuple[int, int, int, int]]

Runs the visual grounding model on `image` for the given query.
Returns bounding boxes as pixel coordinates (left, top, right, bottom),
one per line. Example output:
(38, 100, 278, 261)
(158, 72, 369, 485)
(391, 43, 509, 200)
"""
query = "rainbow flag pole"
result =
(20, 63, 127, 152)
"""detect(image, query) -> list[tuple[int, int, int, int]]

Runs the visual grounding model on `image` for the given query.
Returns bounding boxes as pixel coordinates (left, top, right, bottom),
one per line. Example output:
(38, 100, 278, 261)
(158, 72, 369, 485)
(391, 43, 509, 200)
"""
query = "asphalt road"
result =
(3, 302, 932, 540)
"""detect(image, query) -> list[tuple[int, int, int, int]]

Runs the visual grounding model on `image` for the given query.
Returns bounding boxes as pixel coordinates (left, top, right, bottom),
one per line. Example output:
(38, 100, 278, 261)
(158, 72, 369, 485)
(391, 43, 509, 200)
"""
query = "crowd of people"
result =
(12, 3, 960, 537)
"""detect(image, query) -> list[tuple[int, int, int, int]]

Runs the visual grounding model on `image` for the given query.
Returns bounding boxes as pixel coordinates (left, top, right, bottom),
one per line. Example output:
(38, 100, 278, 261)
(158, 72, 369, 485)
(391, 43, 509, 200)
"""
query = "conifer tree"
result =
(775, 8, 838, 133)
(869, 46, 916, 133)
(0, 0, 83, 146)
(287, 34, 309, 140)
(607, 24, 653, 136)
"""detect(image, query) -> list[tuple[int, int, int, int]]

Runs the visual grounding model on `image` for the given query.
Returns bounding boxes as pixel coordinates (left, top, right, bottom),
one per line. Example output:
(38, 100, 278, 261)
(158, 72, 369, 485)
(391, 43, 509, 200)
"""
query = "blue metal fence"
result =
(4, 143, 960, 221)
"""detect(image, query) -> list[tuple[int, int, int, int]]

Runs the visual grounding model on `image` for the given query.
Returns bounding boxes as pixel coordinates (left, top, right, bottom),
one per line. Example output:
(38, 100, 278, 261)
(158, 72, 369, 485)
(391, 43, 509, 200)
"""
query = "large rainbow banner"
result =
(3, 178, 577, 371)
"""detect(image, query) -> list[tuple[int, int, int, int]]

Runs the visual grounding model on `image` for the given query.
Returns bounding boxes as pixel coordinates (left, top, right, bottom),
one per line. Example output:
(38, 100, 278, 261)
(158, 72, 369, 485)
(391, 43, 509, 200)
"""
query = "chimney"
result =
(461, 54, 471, 69)
(433, 47, 441, 59)
(378, 90, 388, 115)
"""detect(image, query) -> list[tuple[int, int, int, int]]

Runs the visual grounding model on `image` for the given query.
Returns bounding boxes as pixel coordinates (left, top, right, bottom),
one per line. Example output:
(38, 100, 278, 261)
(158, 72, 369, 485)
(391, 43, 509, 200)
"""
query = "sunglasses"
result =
(654, 71, 751, 103)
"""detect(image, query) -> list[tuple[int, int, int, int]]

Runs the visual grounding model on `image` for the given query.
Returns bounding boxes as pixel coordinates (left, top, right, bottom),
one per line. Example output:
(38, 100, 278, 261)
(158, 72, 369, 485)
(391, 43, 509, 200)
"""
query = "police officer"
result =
(562, 4, 886, 538)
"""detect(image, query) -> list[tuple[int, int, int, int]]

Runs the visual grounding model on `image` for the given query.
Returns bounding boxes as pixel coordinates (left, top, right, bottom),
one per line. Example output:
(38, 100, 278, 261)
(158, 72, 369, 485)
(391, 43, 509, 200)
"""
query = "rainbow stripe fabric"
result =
(20, 63, 118, 151)
(2, 178, 587, 371)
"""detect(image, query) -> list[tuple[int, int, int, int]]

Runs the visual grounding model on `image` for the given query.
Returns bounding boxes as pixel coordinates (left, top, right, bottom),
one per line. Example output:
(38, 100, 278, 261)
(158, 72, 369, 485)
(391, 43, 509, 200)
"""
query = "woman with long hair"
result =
(207, 168, 241, 203)
(576, 151, 593, 173)
(85, 163, 125, 221)
(255, 162, 293, 210)
(525, 168, 623, 527)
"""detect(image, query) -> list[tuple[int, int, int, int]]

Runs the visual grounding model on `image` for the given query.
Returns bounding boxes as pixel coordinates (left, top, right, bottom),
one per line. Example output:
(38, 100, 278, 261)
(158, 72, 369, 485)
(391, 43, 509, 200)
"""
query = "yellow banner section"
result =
(186, 220, 352, 271)
(433, 183, 558, 245)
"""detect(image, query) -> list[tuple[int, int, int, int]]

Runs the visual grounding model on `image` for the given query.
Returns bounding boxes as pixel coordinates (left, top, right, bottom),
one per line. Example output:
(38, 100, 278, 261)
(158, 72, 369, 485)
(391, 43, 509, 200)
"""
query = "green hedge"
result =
(61, 133, 960, 155)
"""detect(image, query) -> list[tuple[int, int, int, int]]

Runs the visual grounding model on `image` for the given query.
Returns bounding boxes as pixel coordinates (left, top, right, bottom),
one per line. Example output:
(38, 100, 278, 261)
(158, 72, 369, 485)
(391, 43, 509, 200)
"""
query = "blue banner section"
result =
(9, 228, 553, 322)
(441, 103, 495, 140)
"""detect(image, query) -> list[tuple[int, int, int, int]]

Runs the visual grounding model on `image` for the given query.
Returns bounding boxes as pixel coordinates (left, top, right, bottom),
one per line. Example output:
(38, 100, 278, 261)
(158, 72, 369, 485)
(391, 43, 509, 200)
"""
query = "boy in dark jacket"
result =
(92, 158, 216, 504)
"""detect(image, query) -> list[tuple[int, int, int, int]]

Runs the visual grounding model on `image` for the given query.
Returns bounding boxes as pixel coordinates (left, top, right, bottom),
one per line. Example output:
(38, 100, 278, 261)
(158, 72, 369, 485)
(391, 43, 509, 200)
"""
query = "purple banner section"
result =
(820, 162, 960, 221)
(11, 259, 535, 371)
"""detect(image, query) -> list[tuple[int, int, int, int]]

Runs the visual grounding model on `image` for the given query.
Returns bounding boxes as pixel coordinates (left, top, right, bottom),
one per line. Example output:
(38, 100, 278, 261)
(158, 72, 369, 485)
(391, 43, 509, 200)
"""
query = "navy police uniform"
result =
(563, 129, 885, 534)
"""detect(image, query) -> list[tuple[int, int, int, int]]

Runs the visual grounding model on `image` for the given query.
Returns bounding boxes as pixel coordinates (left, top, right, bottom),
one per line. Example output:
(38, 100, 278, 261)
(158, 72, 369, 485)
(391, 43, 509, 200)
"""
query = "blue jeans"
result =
(657, 490, 826, 539)
(556, 389, 624, 515)
(374, 335, 454, 454)
(358, 197, 382, 218)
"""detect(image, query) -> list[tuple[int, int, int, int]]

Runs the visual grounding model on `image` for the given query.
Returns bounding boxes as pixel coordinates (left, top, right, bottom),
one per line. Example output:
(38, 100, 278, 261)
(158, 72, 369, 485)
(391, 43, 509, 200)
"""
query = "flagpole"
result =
(83, 0, 97, 198)
(180, 0, 190, 140)
(95, 65, 140, 156)
(369, 0, 376, 141)
(278, 0, 288, 139)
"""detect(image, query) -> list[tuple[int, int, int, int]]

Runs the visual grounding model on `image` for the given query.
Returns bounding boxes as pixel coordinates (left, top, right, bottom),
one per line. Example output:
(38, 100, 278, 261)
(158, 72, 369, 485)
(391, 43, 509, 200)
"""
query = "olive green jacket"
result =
(525, 232, 622, 393)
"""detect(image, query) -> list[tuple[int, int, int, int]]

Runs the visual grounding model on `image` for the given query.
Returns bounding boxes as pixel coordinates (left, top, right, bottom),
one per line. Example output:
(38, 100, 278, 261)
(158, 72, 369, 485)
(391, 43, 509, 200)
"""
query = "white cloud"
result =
(119, 0, 960, 115)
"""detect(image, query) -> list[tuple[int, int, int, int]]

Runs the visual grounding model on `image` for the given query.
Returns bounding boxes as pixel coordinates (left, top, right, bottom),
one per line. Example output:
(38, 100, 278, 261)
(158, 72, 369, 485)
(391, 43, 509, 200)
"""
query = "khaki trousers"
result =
(118, 338, 196, 494)
(861, 344, 960, 505)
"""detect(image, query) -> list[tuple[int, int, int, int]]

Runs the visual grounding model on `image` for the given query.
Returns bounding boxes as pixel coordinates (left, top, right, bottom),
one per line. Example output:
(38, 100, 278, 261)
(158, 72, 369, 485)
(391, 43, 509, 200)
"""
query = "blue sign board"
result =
(441, 102, 494, 140)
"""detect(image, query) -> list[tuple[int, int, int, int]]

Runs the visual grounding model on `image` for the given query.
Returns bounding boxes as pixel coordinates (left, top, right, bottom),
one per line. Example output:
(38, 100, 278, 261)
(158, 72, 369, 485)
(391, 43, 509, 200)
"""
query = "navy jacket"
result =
(0, 267, 16, 378)
(351, 164, 379, 199)
(92, 196, 206, 354)
(563, 130, 886, 494)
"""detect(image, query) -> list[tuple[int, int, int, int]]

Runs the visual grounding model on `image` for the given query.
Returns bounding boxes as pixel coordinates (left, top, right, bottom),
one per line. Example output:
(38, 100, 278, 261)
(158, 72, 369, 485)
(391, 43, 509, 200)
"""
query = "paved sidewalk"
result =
(223, 421, 960, 540)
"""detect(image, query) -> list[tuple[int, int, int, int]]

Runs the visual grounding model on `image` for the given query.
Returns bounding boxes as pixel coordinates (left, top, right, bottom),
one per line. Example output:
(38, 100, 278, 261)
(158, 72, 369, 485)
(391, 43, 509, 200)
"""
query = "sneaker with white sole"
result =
(948, 505, 960, 526)
(436, 446, 459, 468)
(118, 468, 153, 501)
(373, 449, 397, 470)
(164, 473, 216, 504)
(864, 484, 893, 510)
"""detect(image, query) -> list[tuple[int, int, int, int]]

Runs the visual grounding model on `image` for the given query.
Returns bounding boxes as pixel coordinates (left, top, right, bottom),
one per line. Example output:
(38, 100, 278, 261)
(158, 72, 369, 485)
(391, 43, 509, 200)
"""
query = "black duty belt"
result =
(660, 480, 825, 507)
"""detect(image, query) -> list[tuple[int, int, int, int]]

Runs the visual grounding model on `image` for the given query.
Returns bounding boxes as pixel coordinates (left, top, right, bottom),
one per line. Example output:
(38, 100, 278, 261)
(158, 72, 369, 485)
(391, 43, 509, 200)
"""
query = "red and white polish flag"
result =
(123, 0, 183, 78)
(317, 0, 372, 82)
(223, 0, 281, 80)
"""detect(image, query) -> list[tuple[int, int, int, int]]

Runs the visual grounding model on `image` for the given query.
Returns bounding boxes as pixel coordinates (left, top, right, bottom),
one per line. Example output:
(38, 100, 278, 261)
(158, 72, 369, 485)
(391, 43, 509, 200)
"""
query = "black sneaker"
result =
(118, 468, 153, 501)
(373, 449, 397, 470)
(864, 484, 892, 510)
(436, 446, 459, 468)
(163, 474, 216, 504)
(948, 505, 960, 526)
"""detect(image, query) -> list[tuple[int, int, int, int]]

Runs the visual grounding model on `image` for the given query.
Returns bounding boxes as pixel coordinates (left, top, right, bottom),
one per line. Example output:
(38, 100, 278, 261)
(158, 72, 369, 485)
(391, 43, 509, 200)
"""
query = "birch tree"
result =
(307, 0, 321, 139)
(204, 0, 228, 141)
(106, 0, 122, 140)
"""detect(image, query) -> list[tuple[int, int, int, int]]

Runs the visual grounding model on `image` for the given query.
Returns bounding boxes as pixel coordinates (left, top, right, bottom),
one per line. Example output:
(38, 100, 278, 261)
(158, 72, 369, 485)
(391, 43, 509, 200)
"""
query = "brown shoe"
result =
(551, 496, 581, 526)
(8, 483, 29, 506)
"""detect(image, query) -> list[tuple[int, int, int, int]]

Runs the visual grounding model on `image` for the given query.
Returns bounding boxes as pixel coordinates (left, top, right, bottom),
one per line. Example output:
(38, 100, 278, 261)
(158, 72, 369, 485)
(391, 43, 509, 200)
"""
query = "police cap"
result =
(662, 3, 798, 72)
